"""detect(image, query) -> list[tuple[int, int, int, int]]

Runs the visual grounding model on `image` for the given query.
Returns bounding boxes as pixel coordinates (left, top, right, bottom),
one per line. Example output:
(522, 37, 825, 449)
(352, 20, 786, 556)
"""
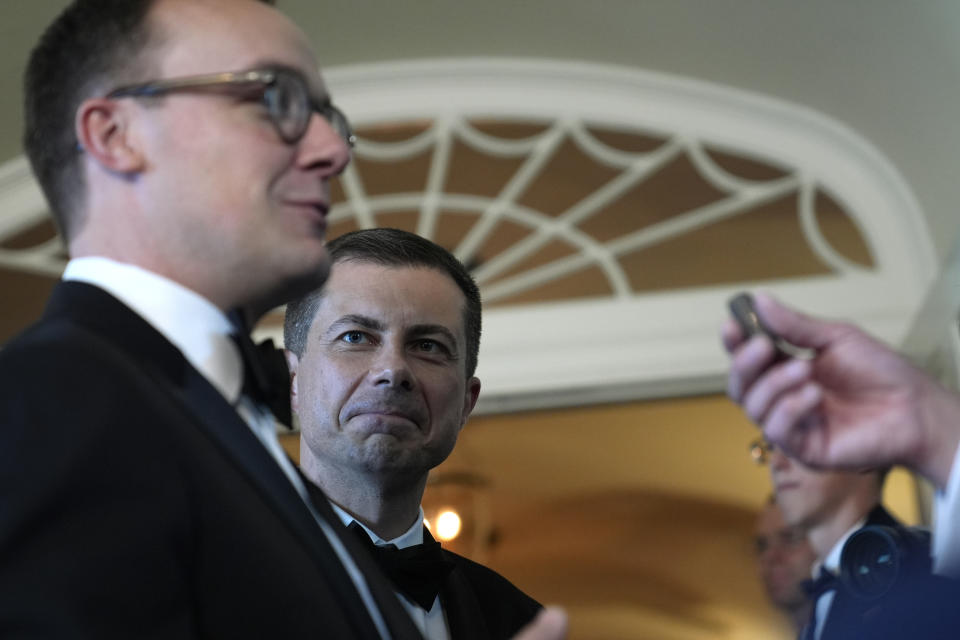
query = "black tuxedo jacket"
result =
(433, 531, 541, 639)
(0, 282, 422, 639)
(817, 504, 960, 640)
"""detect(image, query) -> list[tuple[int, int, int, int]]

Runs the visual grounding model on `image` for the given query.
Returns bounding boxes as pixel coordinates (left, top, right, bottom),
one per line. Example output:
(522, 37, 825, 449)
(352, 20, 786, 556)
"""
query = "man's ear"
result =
(284, 349, 300, 412)
(75, 97, 145, 173)
(460, 376, 481, 429)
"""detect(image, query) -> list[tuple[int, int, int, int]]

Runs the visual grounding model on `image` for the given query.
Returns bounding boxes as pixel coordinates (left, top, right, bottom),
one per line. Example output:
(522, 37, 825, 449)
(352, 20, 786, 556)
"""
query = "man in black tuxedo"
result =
(762, 449, 906, 640)
(0, 1, 569, 638)
(284, 229, 543, 639)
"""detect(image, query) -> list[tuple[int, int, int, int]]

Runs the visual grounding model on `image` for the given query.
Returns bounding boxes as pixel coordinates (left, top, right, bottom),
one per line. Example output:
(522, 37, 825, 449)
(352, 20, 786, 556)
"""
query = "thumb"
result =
(511, 607, 568, 640)
(753, 292, 836, 351)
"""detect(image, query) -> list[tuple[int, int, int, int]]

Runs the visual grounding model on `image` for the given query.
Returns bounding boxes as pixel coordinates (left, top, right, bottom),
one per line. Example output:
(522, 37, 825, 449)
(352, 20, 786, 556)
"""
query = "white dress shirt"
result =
(332, 504, 450, 640)
(933, 442, 960, 576)
(63, 257, 392, 639)
(808, 517, 865, 640)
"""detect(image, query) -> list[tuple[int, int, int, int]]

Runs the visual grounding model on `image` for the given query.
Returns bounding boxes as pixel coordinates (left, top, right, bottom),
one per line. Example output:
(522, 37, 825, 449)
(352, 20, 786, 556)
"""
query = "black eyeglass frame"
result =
(106, 67, 355, 147)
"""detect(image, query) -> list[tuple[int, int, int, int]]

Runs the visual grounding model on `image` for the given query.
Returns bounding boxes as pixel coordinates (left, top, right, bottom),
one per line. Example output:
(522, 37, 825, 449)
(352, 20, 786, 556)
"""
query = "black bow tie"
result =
(227, 309, 292, 428)
(802, 568, 840, 600)
(348, 521, 456, 611)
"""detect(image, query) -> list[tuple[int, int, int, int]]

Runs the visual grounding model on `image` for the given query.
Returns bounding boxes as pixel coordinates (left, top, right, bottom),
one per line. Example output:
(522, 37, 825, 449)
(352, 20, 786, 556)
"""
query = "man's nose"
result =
(369, 347, 415, 391)
(295, 111, 351, 177)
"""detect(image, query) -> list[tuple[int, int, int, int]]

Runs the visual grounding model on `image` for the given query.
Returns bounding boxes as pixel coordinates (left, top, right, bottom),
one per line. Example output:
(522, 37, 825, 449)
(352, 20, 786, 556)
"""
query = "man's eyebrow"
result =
(325, 314, 384, 334)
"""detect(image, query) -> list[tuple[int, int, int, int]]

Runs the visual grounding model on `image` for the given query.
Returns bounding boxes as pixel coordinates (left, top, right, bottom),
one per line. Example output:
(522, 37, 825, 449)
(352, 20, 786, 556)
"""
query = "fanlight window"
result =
(326, 118, 874, 308)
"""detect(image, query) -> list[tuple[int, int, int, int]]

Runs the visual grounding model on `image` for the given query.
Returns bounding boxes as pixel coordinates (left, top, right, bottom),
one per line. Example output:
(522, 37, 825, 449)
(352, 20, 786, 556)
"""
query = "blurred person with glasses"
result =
(749, 439, 896, 639)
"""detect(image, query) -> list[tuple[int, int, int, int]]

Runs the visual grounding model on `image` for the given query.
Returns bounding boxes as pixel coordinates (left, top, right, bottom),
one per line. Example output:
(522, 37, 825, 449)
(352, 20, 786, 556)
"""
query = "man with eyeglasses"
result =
(753, 496, 817, 635)
(752, 440, 902, 639)
(0, 1, 566, 638)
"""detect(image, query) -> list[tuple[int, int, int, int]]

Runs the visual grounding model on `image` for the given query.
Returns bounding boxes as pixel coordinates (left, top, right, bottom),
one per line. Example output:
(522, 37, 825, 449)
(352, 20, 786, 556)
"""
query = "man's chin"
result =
(355, 440, 426, 475)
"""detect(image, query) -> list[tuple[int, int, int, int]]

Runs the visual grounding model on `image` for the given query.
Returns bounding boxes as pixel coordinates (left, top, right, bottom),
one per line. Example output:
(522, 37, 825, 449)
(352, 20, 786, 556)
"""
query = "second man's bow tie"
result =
(802, 568, 839, 599)
(348, 521, 456, 611)
(227, 309, 292, 427)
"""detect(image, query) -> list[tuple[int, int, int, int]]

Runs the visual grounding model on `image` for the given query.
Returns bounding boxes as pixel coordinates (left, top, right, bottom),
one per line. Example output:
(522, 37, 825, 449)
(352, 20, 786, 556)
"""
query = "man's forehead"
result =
(149, 0, 322, 86)
(314, 262, 467, 333)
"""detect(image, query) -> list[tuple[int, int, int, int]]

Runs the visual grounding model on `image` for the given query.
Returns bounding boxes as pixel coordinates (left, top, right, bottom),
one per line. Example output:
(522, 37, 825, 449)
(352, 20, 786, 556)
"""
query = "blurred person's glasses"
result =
(106, 66, 355, 147)
(749, 438, 776, 465)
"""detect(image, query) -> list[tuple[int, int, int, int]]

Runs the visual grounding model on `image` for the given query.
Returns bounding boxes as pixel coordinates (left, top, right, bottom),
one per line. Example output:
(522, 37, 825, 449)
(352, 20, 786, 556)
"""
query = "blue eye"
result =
(341, 331, 366, 344)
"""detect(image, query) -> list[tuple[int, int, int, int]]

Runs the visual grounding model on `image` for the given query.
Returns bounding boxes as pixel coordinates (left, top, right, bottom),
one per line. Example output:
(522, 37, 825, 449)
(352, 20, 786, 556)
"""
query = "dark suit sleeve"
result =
(0, 327, 197, 639)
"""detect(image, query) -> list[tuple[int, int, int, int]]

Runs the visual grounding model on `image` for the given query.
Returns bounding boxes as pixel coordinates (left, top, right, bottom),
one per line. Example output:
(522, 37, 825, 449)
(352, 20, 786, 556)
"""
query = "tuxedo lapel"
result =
(301, 480, 425, 640)
(817, 589, 853, 640)
(438, 559, 490, 640)
(177, 368, 340, 558)
(179, 374, 394, 637)
(50, 283, 331, 561)
(418, 524, 489, 640)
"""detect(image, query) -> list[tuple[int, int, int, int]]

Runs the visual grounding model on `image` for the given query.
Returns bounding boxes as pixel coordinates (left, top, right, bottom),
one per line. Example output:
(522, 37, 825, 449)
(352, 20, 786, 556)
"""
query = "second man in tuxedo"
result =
(284, 228, 543, 639)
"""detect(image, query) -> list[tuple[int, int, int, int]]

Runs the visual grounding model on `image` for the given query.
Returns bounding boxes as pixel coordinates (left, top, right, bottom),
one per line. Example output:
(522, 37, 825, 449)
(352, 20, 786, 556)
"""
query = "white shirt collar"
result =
(63, 257, 243, 402)
(817, 515, 868, 576)
(330, 502, 426, 549)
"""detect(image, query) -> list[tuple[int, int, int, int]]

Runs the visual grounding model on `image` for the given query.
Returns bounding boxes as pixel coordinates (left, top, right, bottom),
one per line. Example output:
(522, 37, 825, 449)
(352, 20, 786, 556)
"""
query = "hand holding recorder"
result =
(722, 292, 960, 490)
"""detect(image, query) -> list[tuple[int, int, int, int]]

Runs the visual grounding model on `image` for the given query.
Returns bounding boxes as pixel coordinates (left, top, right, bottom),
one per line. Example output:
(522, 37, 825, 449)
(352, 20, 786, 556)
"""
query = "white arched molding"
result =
(323, 58, 935, 414)
(0, 59, 937, 415)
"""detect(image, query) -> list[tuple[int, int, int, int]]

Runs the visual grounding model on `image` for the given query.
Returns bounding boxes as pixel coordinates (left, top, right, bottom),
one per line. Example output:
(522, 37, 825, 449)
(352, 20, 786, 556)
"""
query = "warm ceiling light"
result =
(435, 510, 462, 541)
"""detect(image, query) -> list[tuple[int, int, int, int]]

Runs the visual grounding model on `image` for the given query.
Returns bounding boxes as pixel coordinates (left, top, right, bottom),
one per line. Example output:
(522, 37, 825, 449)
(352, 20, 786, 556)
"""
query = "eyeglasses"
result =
(106, 67, 355, 147)
(749, 438, 776, 465)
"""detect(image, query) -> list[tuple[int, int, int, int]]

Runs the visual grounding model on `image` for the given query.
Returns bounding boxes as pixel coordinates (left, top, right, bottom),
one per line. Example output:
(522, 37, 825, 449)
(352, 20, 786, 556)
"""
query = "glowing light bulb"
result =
(435, 510, 461, 541)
